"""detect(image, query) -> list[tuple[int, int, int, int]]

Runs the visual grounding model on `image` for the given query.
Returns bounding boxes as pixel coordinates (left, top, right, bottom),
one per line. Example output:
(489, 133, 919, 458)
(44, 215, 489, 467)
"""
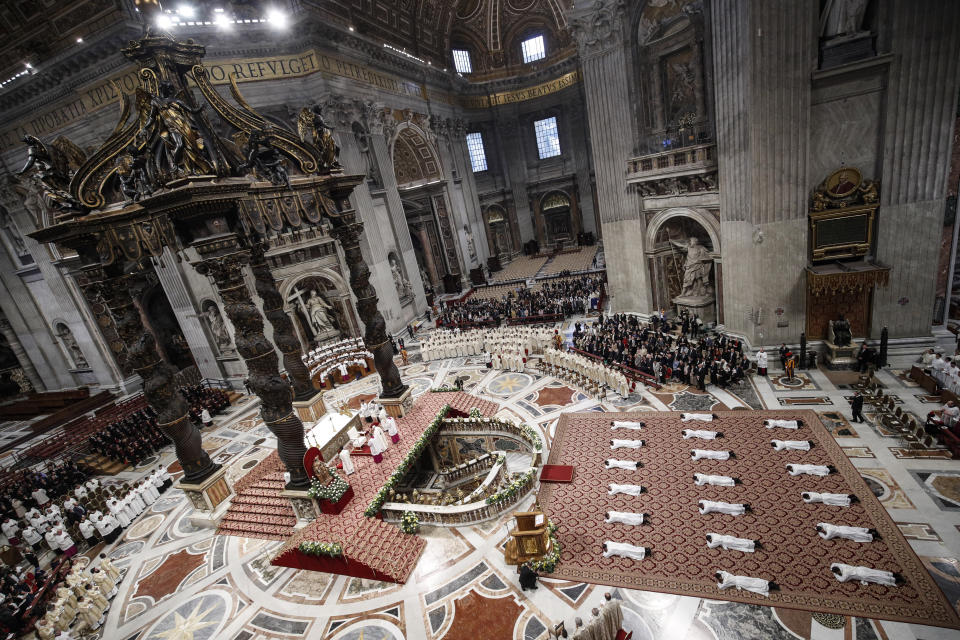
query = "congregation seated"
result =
(181, 385, 230, 429)
(438, 274, 605, 327)
(573, 313, 746, 390)
(302, 338, 373, 381)
(88, 407, 166, 465)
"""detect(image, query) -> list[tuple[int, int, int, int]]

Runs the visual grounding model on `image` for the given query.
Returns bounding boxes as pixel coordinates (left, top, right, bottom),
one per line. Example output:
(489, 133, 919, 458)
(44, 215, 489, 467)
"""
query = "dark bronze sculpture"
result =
(832, 315, 852, 347)
(297, 106, 341, 171)
(137, 81, 214, 179)
(238, 130, 290, 189)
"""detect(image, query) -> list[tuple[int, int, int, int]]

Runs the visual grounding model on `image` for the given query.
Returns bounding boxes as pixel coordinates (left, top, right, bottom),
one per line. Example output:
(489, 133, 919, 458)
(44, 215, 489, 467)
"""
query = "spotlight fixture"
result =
(348, 26, 354, 32)
(267, 8, 287, 28)
(76, 37, 84, 43)
(214, 12, 231, 29)
(156, 13, 173, 29)
(177, 3, 195, 18)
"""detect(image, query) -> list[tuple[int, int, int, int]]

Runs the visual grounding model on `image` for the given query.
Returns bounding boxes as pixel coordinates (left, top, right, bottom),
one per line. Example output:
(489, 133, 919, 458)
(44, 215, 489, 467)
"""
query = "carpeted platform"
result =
(538, 410, 960, 629)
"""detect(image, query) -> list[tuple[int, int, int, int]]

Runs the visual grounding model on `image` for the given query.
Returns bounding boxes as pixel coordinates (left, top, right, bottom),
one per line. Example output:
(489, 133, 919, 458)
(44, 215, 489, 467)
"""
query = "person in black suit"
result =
(850, 391, 865, 423)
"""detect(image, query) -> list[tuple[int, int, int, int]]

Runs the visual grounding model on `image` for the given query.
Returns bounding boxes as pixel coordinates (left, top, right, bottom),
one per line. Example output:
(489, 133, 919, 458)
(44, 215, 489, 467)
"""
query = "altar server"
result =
(802, 492, 857, 507)
(339, 446, 355, 475)
(691, 449, 733, 461)
(694, 473, 737, 487)
(604, 511, 646, 525)
(764, 419, 802, 429)
(610, 439, 645, 449)
(384, 416, 400, 443)
(373, 423, 389, 451)
(602, 541, 649, 560)
(683, 429, 721, 440)
(608, 483, 645, 496)
(715, 570, 775, 596)
(706, 533, 757, 552)
(830, 563, 903, 586)
(698, 500, 749, 515)
(816, 523, 877, 542)
(787, 464, 835, 476)
(605, 459, 639, 471)
(771, 440, 812, 451)
(368, 433, 384, 463)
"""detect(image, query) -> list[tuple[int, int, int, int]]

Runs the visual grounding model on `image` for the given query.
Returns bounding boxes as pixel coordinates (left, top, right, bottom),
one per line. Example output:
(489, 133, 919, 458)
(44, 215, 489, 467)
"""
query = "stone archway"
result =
(390, 124, 443, 189)
(281, 271, 355, 350)
(644, 208, 722, 323)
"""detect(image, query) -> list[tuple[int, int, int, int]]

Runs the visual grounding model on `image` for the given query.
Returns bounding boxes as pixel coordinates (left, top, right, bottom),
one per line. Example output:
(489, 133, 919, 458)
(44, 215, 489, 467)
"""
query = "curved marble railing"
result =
(438, 417, 543, 453)
(435, 452, 496, 487)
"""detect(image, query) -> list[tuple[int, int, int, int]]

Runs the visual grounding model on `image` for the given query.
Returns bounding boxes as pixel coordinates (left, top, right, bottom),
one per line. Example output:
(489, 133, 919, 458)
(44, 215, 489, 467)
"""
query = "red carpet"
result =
(272, 391, 500, 583)
(538, 410, 960, 629)
(540, 464, 575, 483)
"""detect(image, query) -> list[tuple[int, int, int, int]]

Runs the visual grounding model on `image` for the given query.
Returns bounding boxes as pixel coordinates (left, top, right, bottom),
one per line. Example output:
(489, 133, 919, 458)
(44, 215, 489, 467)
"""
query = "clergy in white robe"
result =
(764, 419, 802, 429)
(694, 473, 737, 487)
(373, 425, 389, 451)
(682, 413, 715, 422)
(385, 416, 400, 443)
(683, 429, 721, 440)
(602, 541, 649, 560)
(691, 449, 732, 461)
(771, 440, 812, 451)
(830, 563, 900, 586)
(706, 533, 757, 552)
(817, 523, 876, 542)
(698, 500, 749, 515)
(605, 459, 639, 471)
(715, 570, 773, 596)
(611, 420, 644, 430)
(802, 492, 855, 506)
(608, 483, 644, 496)
(339, 446, 355, 475)
(605, 511, 645, 525)
(368, 435, 384, 463)
(610, 439, 645, 449)
(787, 464, 834, 476)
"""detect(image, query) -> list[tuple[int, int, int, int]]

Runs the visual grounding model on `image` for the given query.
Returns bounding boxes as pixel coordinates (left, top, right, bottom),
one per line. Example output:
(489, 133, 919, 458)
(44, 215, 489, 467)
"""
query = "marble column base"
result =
(293, 389, 327, 424)
(280, 488, 321, 527)
(179, 466, 233, 528)
(823, 341, 857, 370)
(674, 294, 716, 326)
(377, 387, 414, 418)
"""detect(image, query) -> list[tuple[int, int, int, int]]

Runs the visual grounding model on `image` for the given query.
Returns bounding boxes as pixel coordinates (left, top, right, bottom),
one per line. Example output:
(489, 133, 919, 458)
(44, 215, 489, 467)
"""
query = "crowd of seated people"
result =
(181, 385, 231, 428)
(1, 461, 89, 516)
(88, 407, 166, 466)
(572, 312, 749, 389)
(439, 274, 605, 327)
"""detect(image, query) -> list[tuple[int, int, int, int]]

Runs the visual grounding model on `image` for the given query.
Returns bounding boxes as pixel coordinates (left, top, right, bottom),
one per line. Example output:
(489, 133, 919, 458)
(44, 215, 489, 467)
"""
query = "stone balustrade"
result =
(438, 417, 543, 452)
(626, 143, 718, 198)
(435, 451, 496, 487)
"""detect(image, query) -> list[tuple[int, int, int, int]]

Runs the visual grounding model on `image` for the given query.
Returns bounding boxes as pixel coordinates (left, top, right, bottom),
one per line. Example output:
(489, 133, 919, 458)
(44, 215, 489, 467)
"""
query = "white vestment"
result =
(605, 459, 639, 471)
(707, 533, 755, 552)
(608, 483, 644, 496)
(373, 426, 389, 451)
(611, 439, 644, 449)
(787, 464, 831, 476)
(368, 436, 383, 456)
(716, 570, 771, 596)
(817, 523, 874, 542)
(602, 541, 647, 560)
(765, 419, 800, 429)
(772, 440, 811, 451)
(385, 417, 399, 437)
(682, 413, 714, 422)
(830, 563, 897, 586)
(683, 429, 718, 440)
(605, 511, 644, 525)
(802, 492, 851, 507)
(692, 449, 731, 461)
(611, 421, 644, 430)
(695, 473, 736, 487)
(699, 500, 746, 515)
(339, 449, 355, 475)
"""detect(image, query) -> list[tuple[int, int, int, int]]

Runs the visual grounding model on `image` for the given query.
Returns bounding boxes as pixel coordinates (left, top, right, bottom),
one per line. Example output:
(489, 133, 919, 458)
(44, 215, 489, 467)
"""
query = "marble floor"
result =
(30, 323, 960, 640)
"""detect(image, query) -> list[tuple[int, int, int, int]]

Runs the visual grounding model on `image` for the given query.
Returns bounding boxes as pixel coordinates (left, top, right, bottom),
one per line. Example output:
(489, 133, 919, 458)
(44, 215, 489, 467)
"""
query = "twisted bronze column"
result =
(195, 251, 310, 488)
(86, 265, 218, 483)
(248, 242, 315, 400)
(327, 217, 407, 398)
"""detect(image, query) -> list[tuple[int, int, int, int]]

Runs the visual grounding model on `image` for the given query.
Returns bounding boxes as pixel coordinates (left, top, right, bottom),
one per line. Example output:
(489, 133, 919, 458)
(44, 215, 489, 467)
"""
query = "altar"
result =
(306, 411, 362, 462)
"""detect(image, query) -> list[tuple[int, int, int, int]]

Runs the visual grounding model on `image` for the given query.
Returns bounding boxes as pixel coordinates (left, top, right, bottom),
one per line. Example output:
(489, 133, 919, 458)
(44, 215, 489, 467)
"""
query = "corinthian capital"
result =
(568, 0, 628, 59)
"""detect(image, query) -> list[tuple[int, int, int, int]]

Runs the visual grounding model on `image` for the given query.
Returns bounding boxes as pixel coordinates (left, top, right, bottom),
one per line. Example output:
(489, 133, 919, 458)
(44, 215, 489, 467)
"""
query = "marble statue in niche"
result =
(202, 300, 234, 355)
(389, 253, 413, 300)
(463, 225, 478, 264)
(55, 323, 88, 369)
(671, 236, 713, 298)
(305, 290, 337, 335)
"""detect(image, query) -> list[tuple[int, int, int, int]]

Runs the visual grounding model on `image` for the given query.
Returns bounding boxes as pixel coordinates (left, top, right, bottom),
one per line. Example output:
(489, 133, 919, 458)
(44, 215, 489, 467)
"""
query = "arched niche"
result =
(390, 124, 443, 190)
(483, 204, 512, 259)
(539, 190, 573, 245)
(281, 271, 356, 350)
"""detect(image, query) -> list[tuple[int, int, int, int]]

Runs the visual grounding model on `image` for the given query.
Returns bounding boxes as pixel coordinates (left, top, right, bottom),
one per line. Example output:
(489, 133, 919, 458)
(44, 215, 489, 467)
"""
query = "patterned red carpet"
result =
(273, 392, 499, 583)
(539, 410, 960, 629)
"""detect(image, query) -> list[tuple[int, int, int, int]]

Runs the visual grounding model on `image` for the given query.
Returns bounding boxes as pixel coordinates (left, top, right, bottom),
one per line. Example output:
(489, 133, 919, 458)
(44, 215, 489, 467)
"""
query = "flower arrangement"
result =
(518, 423, 542, 451)
(430, 386, 459, 392)
(308, 471, 350, 502)
(400, 510, 420, 534)
(529, 521, 560, 573)
(468, 407, 482, 418)
(298, 541, 343, 558)
(365, 404, 451, 517)
(485, 469, 536, 505)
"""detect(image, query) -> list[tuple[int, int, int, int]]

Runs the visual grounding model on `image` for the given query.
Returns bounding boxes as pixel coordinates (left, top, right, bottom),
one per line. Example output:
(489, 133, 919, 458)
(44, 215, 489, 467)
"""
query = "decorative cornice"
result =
(568, 0, 629, 60)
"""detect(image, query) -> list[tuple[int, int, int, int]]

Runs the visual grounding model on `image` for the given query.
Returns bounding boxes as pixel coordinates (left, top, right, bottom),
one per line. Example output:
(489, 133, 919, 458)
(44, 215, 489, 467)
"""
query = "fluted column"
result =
(0, 315, 42, 391)
(194, 250, 309, 488)
(326, 203, 406, 399)
(90, 265, 217, 483)
(249, 242, 314, 400)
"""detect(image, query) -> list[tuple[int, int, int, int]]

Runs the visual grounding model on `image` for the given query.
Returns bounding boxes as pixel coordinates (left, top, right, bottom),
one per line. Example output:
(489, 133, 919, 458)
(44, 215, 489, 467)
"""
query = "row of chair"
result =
(857, 378, 934, 448)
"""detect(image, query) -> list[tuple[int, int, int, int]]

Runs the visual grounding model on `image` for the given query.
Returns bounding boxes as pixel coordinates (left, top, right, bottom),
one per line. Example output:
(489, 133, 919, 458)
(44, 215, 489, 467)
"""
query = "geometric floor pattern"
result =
(540, 410, 959, 628)
(18, 317, 960, 640)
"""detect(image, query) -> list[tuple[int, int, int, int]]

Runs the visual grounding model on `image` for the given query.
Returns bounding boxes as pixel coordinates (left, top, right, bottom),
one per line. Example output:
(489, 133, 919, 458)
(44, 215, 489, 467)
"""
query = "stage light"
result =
(348, 26, 354, 32)
(267, 8, 287, 28)
(76, 37, 83, 43)
(177, 4, 195, 18)
(156, 13, 173, 29)
(214, 12, 231, 29)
